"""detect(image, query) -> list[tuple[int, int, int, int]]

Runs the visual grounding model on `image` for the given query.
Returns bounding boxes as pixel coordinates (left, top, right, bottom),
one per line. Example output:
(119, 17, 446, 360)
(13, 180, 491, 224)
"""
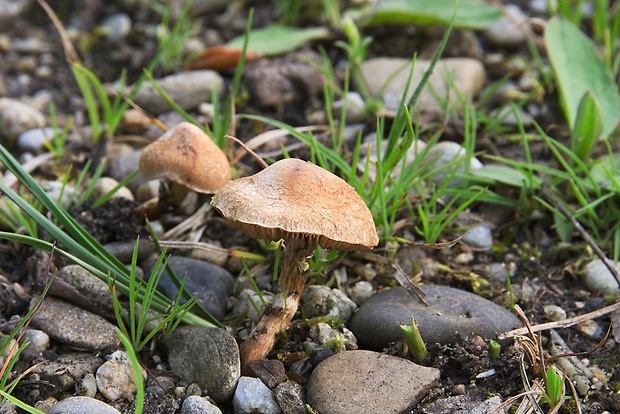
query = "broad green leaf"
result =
(471, 164, 542, 188)
(590, 151, 620, 188)
(227, 26, 330, 56)
(545, 17, 620, 137)
(364, 0, 502, 29)
(572, 91, 604, 160)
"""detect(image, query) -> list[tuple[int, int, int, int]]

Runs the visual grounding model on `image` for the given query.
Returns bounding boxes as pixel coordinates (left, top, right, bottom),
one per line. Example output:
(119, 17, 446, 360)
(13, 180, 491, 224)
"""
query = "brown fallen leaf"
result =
(184, 46, 263, 72)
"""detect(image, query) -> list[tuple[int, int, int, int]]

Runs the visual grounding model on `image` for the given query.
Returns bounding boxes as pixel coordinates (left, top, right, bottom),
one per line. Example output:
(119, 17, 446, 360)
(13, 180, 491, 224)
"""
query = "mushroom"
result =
(138, 122, 230, 218)
(211, 158, 378, 372)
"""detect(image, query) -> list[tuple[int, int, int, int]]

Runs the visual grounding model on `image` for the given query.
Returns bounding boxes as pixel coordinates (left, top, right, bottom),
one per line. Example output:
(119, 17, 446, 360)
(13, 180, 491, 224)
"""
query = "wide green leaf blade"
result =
(364, 0, 502, 29)
(470, 164, 542, 188)
(227, 26, 330, 56)
(545, 16, 620, 137)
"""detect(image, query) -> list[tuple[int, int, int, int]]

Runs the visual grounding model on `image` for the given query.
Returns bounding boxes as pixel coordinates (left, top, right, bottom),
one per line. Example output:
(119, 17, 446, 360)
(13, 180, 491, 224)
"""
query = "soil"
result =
(1, 1, 619, 414)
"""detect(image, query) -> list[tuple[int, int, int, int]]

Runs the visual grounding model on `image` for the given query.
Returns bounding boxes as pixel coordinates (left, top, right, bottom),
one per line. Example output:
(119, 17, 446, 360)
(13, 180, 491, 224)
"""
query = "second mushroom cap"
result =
(211, 158, 378, 251)
(139, 122, 231, 194)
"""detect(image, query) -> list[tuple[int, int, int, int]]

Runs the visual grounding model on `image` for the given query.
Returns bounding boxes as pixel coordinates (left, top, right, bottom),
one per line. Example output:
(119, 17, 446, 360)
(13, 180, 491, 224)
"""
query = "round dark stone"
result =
(348, 285, 522, 350)
(148, 256, 234, 321)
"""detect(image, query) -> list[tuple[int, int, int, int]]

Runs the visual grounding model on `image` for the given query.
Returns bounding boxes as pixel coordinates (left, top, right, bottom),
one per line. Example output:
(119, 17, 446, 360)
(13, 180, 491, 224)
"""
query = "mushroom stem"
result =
(239, 239, 315, 374)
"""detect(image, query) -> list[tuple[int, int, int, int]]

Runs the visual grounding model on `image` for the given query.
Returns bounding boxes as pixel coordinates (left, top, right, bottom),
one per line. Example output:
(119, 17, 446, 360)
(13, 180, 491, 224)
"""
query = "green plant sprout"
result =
(400, 316, 427, 363)
(488, 339, 501, 361)
(110, 240, 197, 354)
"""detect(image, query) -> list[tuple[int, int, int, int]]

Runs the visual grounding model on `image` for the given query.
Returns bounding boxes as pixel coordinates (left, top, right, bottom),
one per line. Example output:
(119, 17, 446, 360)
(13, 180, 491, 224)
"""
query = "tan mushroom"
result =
(211, 157, 378, 373)
(137, 122, 230, 218)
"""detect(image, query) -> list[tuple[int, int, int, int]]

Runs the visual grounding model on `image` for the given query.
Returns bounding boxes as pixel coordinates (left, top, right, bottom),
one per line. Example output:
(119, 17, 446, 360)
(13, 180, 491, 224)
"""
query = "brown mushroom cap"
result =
(211, 158, 379, 251)
(139, 122, 231, 193)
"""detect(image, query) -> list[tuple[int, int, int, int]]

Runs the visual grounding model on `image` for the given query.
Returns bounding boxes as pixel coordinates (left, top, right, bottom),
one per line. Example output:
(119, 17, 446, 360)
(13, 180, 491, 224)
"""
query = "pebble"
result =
(100, 13, 132, 43)
(423, 141, 483, 189)
(308, 322, 358, 352)
(166, 326, 240, 402)
(78, 373, 98, 397)
(332, 92, 367, 123)
(360, 58, 486, 114)
(57, 264, 115, 313)
(15, 127, 55, 153)
(0, 0, 29, 21)
(0, 97, 46, 142)
(274, 380, 306, 414)
(307, 350, 440, 414)
(583, 259, 620, 296)
(460, 223, 494, 250)
(30, 297, 121, 351)
(92, 176, 135, 201)
(131, 70, 224, 115)
(107, 143, 148, 193)
(19, 328, 49, 359)
(103, 237, 154, 263)
(576, 319, 604, 340)
(483, 4, 530, 47)
(543, 305, 567, 322)
(149, 256, 234, 321)
(549, 329, 593, 395)
(181, 396, 223, 414)
(349, 285, 521, 350)
(348, 281, 373, 305)
(48, 396, 121, 414)
(40, 180, 76, 208)
(96, 350, 147, 401)
(246, 359, 286, 389)
(301, 285, 358, 322)
(232, 377, 281, 414)
(244, 50, 323, 108)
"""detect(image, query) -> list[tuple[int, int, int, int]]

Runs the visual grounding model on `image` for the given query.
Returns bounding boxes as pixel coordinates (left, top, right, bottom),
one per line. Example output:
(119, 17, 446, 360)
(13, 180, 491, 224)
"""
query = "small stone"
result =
(348, 281, 373, 306)
(349, 286, 522, 350)
(19, 328, 49, 359)
(461, 224, 494, 250)
(583, 259, 620, 296)
(78, 373, 98, 397)
(57, 265, 115, 313)
(274, 380, 306, 414)
(166, 326, 240, 402)
(360, 58, 486, 114)
(244, 50, 323, 108)
(307, 350, 440, 414)
(106, 143, 147, 193)
(0, 98, 46, 142)
(34, 398, 57, 412)
(233, 377, 281, 414)
(31, 297, 120, 351)
(0, 0, 30, 21)
(544, 305, 567, 322)
(483, 4, 530, 47)
(149, 256, 234, 321)
(424, 141, 483, 189)
(576, 319, 604, 340)
(301, 285, 357, 322)
(15, 127, 55, 153)
(92, 177, 135, 201)
(48, 396, 121, 414)
(181, 396, 223, 414)
(332, 92, 367, 123)
(100, 13, 132, 43)
(96, 350, 147, 402)
(247, 359, 286, 389)
(131, 70, 224, 115)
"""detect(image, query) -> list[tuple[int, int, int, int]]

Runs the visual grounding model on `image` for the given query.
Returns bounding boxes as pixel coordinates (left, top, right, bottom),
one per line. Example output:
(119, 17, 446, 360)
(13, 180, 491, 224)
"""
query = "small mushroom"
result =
(138, 122, 230, 218)
(211, 158, 378, 372)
